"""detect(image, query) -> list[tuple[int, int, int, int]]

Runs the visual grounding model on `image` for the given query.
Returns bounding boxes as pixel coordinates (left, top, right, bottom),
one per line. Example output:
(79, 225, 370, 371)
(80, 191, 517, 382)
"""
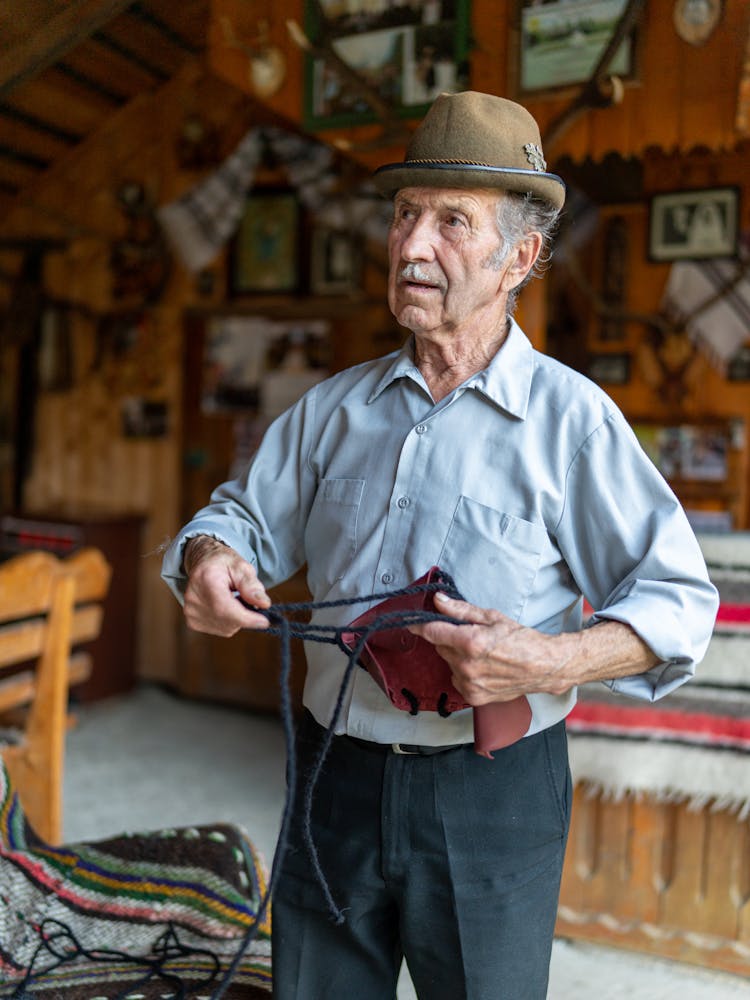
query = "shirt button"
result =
(415, 424, 427, 434)
(381, 572, 393, 584)
(397, 496, 410, 509)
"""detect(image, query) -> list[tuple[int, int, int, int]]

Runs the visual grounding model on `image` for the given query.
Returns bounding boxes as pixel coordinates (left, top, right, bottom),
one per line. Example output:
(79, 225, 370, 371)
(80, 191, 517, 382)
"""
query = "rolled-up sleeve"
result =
(556, 412, 719, 700)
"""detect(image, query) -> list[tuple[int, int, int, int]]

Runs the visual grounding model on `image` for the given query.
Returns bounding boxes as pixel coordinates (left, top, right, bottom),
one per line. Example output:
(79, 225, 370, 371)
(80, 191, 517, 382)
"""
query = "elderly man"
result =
(162, 92, 717, 999)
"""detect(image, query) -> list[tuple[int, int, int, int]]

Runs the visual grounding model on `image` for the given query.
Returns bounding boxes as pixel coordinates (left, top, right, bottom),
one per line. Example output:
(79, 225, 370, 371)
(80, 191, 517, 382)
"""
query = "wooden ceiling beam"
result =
(0, 0, 138, 98)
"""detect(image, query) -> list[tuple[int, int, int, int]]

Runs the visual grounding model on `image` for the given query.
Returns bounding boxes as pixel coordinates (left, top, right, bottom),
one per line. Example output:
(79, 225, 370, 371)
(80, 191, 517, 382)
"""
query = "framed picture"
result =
(304, 0, 470, 129)
(727, 345, 750, 381)
(201, 316, 330, 417)
(587, 352, 631, 385)
(516, 0, 637, 95)
(648, 187, 740, 262)
(310, 227, 362, 295)
(121, 397, 168, 439)
(229, 190, 300, 295)
(633, 422, 730, 482)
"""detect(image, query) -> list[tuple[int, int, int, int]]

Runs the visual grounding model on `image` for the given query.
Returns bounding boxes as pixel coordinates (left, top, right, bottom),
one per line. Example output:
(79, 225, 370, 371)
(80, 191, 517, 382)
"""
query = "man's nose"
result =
(399, 216, 437, 261)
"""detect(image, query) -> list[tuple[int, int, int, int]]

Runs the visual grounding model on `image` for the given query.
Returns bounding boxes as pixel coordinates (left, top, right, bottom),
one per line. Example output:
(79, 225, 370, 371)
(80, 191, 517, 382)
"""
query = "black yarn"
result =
(210, 573, 467, 998)
(238, 572, 466, 925)
(14, 576, 465, 1000)
(10, 919, 220, 1000)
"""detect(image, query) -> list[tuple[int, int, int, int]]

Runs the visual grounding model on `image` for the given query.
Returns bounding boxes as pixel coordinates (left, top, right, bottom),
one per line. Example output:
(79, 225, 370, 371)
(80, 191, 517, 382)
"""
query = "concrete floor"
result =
(63, 685, 750, 999)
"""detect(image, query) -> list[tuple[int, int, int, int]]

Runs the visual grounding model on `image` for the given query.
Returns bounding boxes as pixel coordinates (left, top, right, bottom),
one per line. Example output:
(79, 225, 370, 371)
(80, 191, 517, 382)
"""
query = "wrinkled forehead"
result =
(393, 186, 505, 216)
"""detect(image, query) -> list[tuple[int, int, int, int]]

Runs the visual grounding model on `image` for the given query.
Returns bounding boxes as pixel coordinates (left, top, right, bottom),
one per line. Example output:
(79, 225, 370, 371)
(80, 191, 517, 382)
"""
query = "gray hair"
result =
(493, 192, 561, 315)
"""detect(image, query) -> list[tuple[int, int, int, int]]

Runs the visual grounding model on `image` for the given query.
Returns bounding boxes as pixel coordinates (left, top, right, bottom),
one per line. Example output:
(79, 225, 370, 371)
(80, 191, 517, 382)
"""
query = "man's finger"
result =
(235, 581, 272, 609)
(432, 591, 501, 625)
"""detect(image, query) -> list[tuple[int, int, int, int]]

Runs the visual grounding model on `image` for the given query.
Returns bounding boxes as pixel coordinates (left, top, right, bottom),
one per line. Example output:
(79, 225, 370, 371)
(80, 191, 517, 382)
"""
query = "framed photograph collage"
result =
(229, 190, 362, 298)
(304, 0, 470, 129)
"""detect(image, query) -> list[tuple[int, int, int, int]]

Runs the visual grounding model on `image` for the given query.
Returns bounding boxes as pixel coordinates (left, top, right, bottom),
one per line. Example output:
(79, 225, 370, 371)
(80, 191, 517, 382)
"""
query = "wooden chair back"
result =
(0, 547, 111, 843)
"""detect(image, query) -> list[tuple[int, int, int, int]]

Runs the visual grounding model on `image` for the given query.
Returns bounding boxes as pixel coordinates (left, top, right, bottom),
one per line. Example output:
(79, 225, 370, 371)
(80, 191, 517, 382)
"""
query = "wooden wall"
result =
(1, 61, 257, 683)
(210, 0, 750, 526)
(1, 1, 749, 685)
(210, 1, 750, 167)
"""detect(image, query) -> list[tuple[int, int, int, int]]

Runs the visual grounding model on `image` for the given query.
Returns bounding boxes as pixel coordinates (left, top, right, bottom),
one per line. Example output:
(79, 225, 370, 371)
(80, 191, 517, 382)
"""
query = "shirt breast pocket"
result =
(438, 496, 545, 619)
(305, 477, 365, 589)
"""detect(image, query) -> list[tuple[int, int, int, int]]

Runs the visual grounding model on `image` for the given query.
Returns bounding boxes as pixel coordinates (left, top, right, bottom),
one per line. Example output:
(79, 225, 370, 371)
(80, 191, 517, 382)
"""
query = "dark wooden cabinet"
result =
(0, 511, 143, 701)
(178, 303, 398, 712)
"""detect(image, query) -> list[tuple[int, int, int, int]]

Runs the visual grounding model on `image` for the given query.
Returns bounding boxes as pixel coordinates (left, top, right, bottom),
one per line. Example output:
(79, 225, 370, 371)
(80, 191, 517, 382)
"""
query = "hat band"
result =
(374, 161, 564, 184)
(406, 157, 496, 167)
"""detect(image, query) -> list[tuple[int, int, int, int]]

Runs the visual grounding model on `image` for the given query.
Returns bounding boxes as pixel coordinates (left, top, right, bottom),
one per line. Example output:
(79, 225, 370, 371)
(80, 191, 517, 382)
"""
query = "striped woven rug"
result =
(0, 761, 272, 997)
(567, 533, 750, 816)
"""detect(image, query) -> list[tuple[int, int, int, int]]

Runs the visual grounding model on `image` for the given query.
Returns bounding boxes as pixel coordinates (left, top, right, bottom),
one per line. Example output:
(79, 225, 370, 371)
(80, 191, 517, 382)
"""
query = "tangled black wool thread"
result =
(211, 572, 466, 1000)
(10, 919, 220, 1000)
(13, 576, 464, 1000)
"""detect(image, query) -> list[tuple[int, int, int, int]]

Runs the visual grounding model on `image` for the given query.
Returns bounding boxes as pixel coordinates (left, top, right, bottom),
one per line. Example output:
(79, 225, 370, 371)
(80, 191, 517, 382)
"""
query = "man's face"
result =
(387, 187, 513, 338)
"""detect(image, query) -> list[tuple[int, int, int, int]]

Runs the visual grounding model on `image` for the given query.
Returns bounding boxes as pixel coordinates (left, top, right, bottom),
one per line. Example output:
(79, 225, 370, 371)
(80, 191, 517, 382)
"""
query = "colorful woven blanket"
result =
(0, 762, 272, 997)
(567, 533, 750, 816)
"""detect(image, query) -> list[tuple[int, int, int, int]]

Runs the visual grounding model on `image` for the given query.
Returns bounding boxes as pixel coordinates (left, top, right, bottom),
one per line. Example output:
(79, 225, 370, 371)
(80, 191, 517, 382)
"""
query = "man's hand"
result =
(182, 536, 271, 637)
(409, 592, 571, 704)
(410, 591, 658, 703)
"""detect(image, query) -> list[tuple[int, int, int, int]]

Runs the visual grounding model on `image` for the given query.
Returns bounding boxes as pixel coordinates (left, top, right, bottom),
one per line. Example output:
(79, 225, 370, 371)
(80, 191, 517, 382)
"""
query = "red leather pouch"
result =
(339, 567, 531, 757)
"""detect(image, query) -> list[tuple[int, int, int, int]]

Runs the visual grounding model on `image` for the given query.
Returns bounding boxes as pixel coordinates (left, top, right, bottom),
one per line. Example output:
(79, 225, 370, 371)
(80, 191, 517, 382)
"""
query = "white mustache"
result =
(398, 263, 445, 289)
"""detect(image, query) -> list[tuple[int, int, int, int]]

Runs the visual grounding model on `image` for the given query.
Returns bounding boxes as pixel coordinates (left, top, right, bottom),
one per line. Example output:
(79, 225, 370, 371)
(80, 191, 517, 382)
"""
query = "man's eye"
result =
(445, 215, 464, 228)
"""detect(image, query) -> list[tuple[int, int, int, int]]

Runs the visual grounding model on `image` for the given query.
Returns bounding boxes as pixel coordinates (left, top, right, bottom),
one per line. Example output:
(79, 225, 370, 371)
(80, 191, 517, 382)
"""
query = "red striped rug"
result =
(567, 534, 750, 816)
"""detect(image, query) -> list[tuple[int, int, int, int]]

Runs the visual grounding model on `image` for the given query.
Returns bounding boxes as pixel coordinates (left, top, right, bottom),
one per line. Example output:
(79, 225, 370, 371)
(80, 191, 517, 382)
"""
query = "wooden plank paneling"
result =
(142, 0, 209, 53)
(3, 64, 250, 684)
(0, 158, 41, 191)
(15, 72, 121, 130)
(0, 0, 138, 97)
(558, 787, 750, 977)
(64, 38, 165, 96)
(0, 2, 66, 54)
(101, 17, 192, 75)
(0, 119, 73, 165)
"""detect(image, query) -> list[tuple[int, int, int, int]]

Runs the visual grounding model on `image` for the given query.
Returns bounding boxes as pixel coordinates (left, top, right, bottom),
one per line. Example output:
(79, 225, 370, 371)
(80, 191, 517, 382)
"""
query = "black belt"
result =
(344, 734, 466, 756)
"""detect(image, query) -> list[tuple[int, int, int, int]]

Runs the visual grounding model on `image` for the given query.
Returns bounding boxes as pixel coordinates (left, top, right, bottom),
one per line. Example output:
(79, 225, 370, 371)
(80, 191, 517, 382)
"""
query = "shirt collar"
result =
(368, 338, 424, 403)
(367, 320, 534, 420)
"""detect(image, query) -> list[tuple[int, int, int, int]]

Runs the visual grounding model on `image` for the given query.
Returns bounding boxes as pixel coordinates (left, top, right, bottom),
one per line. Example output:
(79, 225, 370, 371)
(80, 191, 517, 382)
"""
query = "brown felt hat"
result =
(373, 91, 565, 210)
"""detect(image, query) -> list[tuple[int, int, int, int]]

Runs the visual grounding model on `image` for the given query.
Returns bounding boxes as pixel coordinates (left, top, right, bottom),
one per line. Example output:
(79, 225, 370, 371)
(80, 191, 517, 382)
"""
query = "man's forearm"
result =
(549, 620, 659, 695)
(414, 593, 662, 704)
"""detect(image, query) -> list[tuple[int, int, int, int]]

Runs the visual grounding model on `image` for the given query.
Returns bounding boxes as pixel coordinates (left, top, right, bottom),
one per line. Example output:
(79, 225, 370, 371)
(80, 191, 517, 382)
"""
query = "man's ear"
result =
(501, 232, 543, 291)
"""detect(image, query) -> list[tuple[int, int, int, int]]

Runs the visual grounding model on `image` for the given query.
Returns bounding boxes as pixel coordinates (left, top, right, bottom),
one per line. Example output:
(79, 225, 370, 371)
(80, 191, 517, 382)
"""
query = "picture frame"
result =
(304, 0, 470, 130)
(229, 190, 300, 295)
(648, 187, 740, 262)
(515, 0, 637, 96)
(632, 422, 730, 483)
(727, 345, 750, 381)
(310, 226, 362, 295)
(587, 352, 631, 385)
(121, 397, 168, 439)
(201, 316, 331, 417)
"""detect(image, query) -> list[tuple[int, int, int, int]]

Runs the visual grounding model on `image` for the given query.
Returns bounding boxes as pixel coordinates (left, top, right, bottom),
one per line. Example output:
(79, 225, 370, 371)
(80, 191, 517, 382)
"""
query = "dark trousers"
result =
(272, 713, 572, 1000)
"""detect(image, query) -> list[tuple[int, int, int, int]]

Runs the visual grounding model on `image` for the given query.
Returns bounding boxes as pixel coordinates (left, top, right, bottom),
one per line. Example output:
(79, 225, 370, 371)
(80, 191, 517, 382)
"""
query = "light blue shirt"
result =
(162, 321, 718, 744)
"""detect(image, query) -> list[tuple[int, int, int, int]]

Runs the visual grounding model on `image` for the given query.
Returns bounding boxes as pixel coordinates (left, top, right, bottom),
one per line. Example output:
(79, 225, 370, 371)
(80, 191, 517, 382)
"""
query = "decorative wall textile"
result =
(567, 533, 750, 816)
(158, 126, 391, 273)
(158, 129, 266, 273)
(662, 257, 750, 372)
(0, 762, 271, 997)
